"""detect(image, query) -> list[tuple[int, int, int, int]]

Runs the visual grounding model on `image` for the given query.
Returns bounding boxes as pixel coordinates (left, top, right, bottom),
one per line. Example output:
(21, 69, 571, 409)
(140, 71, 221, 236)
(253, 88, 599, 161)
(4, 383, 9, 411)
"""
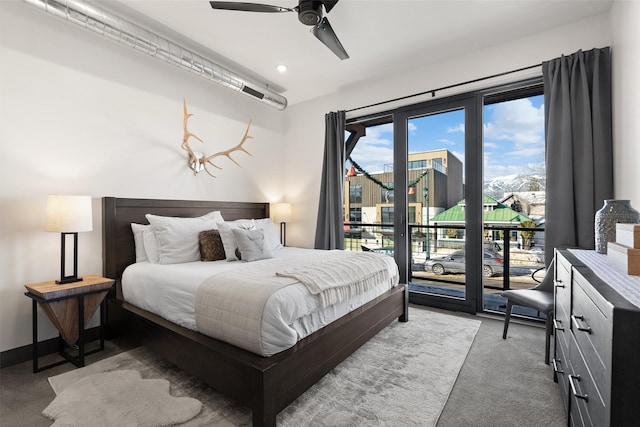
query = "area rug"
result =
(47, 307, 480, 426)
(44, 370, 202, 427)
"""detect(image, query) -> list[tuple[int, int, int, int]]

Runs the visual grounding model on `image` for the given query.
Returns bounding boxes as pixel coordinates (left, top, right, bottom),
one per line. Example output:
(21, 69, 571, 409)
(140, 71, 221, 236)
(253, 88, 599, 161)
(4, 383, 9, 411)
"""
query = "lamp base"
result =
(56, 276, 83, 285)
(57, 232, 82, 285)
(280, 221, 287, 247)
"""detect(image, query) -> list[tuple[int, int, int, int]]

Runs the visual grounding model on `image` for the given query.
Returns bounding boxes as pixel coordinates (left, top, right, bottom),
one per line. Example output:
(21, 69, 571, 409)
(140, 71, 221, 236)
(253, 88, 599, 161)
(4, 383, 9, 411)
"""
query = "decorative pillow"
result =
(254, 218, 283, 250)
(146, 211, 224, 264)
(232, 228, 272, 262)
(199, 230, 226, 261)
(216, 220, 256, 261)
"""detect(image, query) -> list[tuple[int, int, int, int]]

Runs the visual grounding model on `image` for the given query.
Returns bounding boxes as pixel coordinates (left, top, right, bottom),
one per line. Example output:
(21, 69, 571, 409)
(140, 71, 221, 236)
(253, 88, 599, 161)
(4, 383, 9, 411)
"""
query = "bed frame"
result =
(102, 197, 408, 427)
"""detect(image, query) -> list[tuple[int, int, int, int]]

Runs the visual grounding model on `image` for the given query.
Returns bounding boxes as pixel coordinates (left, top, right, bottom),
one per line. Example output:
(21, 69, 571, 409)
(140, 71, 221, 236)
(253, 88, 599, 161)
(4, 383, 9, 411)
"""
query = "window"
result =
(349, 208, 362, 222)
(408, 160, 426, 170)
(350, 184, 362, 204)
(344, 77, 544, 317)
(381, 206, 394, 224)
(408, 206, 417, 224)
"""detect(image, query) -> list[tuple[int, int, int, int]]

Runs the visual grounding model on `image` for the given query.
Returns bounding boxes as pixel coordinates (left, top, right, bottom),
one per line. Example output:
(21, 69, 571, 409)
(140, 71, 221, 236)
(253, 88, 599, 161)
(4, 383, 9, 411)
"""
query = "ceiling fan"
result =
(208, 1, 349, 60)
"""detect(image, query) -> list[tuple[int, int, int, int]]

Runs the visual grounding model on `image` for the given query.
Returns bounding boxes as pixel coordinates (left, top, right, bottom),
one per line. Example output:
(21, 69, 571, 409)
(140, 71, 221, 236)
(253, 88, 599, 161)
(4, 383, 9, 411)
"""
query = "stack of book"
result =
(608, 223, 640, 275)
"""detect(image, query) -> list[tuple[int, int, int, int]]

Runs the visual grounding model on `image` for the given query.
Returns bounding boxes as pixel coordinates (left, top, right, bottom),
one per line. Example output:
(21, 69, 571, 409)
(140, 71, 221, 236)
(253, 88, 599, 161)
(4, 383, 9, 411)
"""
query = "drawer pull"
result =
(553, 319, 564, 332)
(552, 358, 564, 374)
(571, 314, 592, 333)
(554, 279, 565, 289)
(568, 375, 588, 401)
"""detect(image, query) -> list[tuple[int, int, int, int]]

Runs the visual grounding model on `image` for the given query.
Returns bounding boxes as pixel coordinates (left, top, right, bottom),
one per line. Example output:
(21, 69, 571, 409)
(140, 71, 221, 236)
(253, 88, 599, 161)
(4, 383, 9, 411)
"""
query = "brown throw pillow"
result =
(199, 229, 226, 261)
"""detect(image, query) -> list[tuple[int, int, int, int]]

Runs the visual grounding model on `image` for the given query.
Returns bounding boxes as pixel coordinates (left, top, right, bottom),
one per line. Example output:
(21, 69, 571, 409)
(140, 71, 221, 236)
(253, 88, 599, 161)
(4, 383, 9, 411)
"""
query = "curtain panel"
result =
(543, 47, 613, 259)
(314, 111, 346, 250)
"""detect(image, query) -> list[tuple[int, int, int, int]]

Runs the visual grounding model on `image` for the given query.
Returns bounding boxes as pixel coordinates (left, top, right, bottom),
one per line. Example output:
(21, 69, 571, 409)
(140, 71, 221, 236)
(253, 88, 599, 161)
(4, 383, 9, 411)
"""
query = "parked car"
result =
(424, 250, 504, 277)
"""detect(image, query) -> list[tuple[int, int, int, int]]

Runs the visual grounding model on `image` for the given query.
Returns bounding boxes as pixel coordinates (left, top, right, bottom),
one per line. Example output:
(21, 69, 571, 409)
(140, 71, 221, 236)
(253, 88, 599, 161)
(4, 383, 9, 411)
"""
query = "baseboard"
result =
(0, 327, 102, 369)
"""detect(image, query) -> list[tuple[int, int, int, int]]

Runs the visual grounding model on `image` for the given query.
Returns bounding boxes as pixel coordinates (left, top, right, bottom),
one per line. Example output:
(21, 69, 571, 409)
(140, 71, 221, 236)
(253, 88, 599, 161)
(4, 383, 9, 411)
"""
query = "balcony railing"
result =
(343, 221, 546, 292)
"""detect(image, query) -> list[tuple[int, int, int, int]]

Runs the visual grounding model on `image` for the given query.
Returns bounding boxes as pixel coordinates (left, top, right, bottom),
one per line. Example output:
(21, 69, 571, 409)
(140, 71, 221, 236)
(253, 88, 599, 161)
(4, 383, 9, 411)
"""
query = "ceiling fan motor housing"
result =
(298, 0, 323, 25)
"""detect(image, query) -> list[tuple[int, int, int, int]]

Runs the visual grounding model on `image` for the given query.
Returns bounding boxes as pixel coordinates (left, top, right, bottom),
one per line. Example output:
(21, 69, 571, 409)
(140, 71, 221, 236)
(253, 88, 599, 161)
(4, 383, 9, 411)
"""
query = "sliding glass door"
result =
(345, 78, 545, 317)
(396, 94, 480, 313)
(481, 84, 547, 319)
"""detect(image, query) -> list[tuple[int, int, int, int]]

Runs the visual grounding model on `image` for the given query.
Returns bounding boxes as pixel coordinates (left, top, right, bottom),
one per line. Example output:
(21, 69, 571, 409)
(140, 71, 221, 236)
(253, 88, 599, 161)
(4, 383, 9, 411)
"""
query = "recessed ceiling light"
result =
(277, 64, 288, 73)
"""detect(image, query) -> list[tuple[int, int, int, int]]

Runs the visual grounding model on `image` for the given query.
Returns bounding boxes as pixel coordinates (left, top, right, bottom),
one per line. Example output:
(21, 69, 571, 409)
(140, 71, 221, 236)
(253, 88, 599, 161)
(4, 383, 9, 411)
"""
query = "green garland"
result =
(347, 156, 429, 191)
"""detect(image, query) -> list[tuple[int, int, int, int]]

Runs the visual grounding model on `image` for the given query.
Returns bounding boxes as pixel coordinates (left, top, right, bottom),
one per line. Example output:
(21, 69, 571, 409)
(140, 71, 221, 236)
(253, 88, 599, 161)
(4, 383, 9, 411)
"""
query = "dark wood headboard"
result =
(102, 197, 270, 282)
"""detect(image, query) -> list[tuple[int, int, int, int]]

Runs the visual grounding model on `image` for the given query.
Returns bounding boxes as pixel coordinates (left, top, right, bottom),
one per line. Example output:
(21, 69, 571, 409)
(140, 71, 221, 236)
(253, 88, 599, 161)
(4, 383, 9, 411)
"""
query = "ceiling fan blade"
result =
(321, 0, 339, 13)
(312, 17, 349, 60)
(209, 2, 295, 13)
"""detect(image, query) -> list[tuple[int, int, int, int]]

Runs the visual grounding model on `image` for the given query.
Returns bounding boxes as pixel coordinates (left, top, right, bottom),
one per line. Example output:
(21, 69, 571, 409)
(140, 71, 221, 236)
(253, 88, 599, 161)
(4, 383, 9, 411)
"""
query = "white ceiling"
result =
(112, 0, 612, 106)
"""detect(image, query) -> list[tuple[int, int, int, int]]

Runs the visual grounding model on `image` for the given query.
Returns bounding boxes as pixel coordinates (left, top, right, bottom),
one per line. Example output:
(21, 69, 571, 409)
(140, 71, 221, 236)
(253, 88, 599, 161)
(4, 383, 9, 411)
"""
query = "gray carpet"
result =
(44, 307, 480, 426)
(437, 311, 566, 427)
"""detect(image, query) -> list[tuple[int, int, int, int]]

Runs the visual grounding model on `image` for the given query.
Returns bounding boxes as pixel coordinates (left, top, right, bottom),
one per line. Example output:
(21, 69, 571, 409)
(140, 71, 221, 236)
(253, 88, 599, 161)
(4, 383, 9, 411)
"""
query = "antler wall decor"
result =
(181, 99, 254, 178)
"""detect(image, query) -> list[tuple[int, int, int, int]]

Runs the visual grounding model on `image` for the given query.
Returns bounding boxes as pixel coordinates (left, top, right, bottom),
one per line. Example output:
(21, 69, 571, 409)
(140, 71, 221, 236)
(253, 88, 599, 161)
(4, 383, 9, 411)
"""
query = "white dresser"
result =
(553, 249, 640, 427)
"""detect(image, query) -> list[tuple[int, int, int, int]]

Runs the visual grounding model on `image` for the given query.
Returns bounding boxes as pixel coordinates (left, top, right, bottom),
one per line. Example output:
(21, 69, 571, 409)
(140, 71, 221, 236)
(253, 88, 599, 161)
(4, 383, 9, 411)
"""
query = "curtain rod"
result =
(346, 63, 541, 113)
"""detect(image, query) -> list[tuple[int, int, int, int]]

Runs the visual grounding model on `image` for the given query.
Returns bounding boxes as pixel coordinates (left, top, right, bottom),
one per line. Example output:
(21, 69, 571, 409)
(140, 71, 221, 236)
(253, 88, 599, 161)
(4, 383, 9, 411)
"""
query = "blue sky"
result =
(349, 94, 545, 182)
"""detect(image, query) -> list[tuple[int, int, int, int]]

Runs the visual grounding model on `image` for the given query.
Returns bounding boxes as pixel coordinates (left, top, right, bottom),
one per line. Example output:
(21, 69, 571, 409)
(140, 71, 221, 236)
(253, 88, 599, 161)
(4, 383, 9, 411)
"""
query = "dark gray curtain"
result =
(543, 47, 613, 259)
(314, 111, 346, 249)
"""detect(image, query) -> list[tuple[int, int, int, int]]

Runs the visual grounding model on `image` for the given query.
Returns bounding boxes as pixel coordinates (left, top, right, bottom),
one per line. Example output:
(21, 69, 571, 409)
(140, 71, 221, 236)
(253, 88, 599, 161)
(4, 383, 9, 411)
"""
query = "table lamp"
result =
(45, 195, 93, 284)
(272, 202, 292, 246)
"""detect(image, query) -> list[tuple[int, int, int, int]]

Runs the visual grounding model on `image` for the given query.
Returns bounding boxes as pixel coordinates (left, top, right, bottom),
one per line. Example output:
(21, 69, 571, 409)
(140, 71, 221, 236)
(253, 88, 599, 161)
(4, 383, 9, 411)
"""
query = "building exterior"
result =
(344, 149, 464, 227)
(430, 196, 538, 251)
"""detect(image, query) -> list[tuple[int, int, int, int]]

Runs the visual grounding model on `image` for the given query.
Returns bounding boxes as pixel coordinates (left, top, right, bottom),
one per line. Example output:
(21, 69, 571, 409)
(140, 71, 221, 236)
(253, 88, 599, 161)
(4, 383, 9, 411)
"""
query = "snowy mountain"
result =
(484, 174, 546, 200)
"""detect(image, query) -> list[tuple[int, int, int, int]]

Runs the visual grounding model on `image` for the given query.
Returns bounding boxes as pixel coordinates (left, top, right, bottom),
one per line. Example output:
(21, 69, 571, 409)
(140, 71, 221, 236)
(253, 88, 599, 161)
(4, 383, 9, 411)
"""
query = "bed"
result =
(102, 197, 408, 427)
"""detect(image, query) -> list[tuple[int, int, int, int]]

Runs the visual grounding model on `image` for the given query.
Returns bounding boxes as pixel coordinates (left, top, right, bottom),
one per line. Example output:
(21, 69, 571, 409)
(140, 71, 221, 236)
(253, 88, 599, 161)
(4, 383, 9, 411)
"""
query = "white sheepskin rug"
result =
(43, 369, 202, 427)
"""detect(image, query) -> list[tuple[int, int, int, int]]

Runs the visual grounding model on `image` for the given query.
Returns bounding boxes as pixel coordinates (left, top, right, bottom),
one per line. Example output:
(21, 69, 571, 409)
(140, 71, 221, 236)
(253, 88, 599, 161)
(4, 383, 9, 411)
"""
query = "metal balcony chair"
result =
(501, 258, 555, 364)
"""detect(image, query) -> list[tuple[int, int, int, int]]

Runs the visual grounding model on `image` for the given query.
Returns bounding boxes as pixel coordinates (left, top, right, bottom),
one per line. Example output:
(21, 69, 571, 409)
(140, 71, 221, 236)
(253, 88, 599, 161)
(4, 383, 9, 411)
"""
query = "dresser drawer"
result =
(571, 270, 613, 393)
(555, 252, 572, 311)
(553, 334, 570, 411)
(554, 252, 572, 351)
(568, 334, 607, 427)
(554, 300, 570, 349)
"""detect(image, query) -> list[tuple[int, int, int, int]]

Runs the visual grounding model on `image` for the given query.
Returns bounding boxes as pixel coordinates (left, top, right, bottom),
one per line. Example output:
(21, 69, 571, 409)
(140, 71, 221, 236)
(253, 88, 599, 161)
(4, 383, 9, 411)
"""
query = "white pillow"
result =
(143, 226, 160, 263)
(146, 211, 224, 264)
(130, 223, 160, 263)
(254, 218, 283, 251)
(131, 223, 149, 262)
(216, 220, 256, 261)
(232, 228, 272, 262)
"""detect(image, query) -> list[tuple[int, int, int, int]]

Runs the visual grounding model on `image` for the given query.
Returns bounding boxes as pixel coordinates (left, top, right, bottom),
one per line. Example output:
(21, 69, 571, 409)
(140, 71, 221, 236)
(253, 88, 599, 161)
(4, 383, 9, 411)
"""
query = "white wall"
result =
(0, 1, 286, 352)
(284, 12, 613, 249)
(610, 1, 640, 205)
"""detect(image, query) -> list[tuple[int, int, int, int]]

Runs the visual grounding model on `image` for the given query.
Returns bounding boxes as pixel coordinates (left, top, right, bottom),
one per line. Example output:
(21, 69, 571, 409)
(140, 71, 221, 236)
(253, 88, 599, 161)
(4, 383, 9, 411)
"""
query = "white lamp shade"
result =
(45, 195, 93, 232)
(272, 202, 292, 222)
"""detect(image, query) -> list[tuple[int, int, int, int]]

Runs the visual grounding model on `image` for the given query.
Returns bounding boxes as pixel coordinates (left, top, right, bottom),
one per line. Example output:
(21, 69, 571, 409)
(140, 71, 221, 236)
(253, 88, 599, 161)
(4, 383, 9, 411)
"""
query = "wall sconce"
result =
(45, 195, 93, 284)
(272, 202, 292, 246)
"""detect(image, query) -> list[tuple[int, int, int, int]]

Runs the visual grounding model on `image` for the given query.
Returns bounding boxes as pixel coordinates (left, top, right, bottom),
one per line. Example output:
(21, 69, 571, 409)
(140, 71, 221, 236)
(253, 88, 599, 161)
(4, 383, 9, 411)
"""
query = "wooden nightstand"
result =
(24, 275, 114, 373)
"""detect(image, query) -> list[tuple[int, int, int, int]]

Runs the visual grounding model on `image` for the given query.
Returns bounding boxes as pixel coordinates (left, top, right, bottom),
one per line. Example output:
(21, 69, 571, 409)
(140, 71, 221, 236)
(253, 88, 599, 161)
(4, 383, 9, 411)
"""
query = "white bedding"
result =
(121, 247, 400, 356)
